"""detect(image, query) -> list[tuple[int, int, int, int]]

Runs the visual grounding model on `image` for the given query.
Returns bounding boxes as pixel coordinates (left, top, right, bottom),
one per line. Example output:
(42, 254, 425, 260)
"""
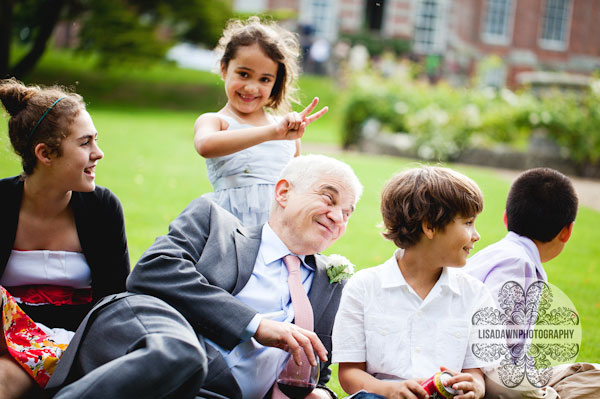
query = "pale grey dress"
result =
(204, 114, 296, 226)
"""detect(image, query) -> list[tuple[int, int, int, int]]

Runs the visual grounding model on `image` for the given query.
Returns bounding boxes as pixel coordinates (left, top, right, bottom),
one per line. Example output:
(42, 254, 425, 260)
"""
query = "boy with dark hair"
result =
(505, 168, 578, 242)
(333, 166, 492, 399)
(466, 167, 577, 294)
(465, 167, 599, 399)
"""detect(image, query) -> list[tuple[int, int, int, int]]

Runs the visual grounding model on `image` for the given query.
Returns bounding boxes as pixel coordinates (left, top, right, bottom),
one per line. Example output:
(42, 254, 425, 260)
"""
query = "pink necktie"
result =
(272, 255, 315, 398)
(284, 255, 314, 331)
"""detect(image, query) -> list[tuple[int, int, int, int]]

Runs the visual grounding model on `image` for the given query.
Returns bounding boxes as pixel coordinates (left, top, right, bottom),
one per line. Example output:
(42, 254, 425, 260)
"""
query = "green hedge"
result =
(341, 70, 600, 170)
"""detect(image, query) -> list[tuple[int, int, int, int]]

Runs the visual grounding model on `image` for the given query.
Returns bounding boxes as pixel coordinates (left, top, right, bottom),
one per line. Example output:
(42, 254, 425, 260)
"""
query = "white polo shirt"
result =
(332, 249, 493, 380)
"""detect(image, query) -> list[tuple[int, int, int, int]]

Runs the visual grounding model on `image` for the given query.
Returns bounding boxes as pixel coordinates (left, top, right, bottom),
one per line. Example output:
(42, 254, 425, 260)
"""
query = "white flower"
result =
(529, 113, 540, 126)
(326, 254, 355, 283)
(417, 145, 435, 160)
(541, 111, 552, 125)
(501, 88, 518, 106)
(591, 80, 600, 96)
(394, 101, 408, 114)
(481, 86, 497, 100)
(463, 104, 482, 128)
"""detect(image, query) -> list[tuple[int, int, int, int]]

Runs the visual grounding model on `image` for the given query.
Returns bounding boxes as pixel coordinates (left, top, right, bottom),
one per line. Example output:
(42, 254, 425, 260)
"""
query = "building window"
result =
(481, 0, 513, 45)
(539, 0, 571, 50)
(413, 0, 446, 54)
(300, 0, 337, 41)
(233, 0, 267, 12)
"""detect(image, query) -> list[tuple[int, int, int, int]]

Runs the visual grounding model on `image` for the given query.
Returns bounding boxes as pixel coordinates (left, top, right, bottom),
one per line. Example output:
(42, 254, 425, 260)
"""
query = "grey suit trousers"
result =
(51, 294, 207, 399)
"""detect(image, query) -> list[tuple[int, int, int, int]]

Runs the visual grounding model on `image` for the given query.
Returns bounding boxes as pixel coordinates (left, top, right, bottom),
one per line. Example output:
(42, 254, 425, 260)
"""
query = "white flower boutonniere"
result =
(326, 254, 355, 284)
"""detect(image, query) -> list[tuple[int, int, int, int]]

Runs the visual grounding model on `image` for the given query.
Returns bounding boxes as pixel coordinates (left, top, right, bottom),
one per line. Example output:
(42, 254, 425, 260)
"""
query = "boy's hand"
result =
(441, 367, 485, 399)
(382, 378, 429, 399)
(275, 97, 328, 140)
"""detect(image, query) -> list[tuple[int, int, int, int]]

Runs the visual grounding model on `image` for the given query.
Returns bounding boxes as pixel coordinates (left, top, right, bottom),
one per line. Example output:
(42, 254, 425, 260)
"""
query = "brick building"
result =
(234, 0, 600, 87)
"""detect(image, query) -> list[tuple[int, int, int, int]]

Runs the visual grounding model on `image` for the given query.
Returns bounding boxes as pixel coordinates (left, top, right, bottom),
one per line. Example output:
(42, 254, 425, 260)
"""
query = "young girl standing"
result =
(194, 17, 328, 226)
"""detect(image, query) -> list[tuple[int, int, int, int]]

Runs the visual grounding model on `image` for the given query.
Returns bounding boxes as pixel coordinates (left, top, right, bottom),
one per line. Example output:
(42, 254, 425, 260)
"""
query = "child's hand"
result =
(440, 367, 485, 399)
(275, 97, 328, 140)
(383, 378, 429, 399)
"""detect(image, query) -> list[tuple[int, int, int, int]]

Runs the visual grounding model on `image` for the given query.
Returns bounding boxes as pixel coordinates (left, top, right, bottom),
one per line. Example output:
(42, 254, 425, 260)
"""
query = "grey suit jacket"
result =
(126, 197, 345, 396)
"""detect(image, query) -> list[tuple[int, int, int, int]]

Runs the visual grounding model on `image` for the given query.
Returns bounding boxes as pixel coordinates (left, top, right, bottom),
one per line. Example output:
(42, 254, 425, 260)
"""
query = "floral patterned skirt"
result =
(1, 286, 68, 387)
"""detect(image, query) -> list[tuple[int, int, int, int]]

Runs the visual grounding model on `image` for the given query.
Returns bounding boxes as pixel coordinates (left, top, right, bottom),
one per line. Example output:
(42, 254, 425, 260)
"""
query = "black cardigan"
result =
(0, 176, 130, 330)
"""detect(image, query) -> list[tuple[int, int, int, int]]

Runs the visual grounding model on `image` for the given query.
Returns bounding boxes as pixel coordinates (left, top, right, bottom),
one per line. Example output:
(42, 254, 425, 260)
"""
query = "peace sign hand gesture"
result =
(274, 97, 328, 140)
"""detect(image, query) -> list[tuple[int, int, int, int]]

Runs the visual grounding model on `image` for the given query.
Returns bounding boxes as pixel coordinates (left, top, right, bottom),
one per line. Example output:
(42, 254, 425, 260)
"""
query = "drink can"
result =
(420, 371, 457, 398)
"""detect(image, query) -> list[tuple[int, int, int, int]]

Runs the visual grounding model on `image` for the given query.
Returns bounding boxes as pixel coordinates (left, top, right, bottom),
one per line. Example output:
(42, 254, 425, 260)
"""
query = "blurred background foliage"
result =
(340, 67, 600, 174)
(1, 0, 233, 77)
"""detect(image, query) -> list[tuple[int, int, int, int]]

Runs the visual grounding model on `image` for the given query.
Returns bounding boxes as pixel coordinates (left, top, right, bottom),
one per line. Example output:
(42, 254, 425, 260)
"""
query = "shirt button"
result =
(244, 168, 250, 173)
(455, 332, 461, 338)
(415, 347, 421, 353)
(417, 310, 423, 317)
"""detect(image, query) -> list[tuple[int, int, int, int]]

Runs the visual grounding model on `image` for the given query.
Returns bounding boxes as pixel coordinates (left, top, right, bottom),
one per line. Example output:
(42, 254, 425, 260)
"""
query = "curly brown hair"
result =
(381, 166, 484, 248)
(215, 16, 300, 114)
(0, 78, 86, 176)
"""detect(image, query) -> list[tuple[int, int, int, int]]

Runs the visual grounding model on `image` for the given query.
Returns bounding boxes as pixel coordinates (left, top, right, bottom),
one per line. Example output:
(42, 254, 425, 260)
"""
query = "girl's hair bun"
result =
(0, 78, 39, 117)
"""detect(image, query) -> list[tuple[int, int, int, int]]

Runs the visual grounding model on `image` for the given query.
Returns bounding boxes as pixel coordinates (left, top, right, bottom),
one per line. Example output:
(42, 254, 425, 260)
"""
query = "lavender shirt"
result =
(464, 231, 548, 303)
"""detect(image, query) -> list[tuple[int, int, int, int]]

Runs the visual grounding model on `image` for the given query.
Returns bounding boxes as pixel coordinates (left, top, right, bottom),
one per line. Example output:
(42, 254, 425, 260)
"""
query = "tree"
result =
(0, 0, 232, 79)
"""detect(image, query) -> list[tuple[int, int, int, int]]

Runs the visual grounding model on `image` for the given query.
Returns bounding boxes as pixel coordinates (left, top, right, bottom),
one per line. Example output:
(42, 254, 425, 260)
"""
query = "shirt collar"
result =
(380, 249, 409, 289)
(380, 249, 461, 295)
(260, 224, 311, 270)
(505, 231, 547, 282)
(439, 267, 461, 295)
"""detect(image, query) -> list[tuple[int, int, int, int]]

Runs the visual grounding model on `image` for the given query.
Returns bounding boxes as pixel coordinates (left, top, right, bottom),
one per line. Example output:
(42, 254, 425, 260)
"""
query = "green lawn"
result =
(1, 50, 599, 396)
(2, 106, 599, 396)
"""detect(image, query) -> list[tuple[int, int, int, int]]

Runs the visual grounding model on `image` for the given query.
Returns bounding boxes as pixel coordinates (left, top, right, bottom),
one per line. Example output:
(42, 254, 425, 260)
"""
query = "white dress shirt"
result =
(332, 249, 493, 380)
(205, 223, 314, 399)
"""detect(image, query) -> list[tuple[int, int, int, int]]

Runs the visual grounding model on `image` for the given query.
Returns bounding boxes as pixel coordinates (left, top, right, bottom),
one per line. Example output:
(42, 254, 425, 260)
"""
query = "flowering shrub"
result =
(341, 69, 600, 170)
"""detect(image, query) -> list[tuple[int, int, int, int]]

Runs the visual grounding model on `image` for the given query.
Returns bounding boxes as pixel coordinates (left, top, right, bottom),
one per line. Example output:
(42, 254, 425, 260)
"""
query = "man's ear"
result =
(558, 222, 574, 243)
(273, 179, 291, 208)
(503, 210, 508, 230)
(421, 220, 435, 239)
(34, 143, 53, 166)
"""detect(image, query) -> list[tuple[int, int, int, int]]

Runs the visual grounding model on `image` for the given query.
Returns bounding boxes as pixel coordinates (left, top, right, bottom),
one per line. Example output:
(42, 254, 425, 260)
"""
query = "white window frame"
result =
(481, 0, 515, 45)
(233, 0, 267, 13)
(538, 0, 572, 51)
(299, 0, 338, 42)
(413, 0, 448, 54)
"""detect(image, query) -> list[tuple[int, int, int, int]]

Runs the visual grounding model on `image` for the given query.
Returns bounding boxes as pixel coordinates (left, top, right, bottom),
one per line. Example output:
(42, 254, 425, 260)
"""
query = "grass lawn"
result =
(1, 50, 598, 396)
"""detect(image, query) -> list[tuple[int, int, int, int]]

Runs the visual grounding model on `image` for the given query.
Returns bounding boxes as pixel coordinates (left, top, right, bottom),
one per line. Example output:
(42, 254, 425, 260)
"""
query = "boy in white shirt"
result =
(332, 166, 492, 399)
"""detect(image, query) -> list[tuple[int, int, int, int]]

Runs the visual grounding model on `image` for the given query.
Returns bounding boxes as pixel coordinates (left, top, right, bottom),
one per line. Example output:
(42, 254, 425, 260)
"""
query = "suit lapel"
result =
(308, 255, 336, 326)
(232, 225, 262, 296)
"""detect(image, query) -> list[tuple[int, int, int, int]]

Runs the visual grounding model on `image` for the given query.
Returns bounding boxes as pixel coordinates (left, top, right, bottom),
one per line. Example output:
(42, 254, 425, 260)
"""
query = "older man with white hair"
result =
(48, 154, 362, 399)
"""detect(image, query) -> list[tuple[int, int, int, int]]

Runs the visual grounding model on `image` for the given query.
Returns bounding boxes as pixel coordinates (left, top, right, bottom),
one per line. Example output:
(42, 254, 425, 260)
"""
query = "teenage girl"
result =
(0, 79, 129, 398)
(194, 17, 328, 226)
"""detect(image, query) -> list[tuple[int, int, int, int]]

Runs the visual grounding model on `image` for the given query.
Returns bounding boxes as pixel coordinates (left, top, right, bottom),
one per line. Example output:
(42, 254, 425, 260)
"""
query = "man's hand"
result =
(254, 318, 327, 367)
(306, 387, 333, 399)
